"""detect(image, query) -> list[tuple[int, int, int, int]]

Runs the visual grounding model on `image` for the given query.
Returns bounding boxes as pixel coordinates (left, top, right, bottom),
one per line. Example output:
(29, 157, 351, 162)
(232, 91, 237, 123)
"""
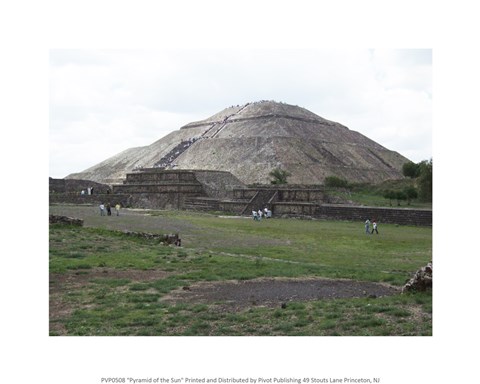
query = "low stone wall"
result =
(128, 192, 197, 210)
(276, 189, 325, 202)
(49, 214, 84, 226)
(272, 202, 318, 216)
(220, 200, 250, 213)
(233, 187, 325, 203)
(113, 183, 204, 194)
(49, 178, 111, 194)
(187, 197, 432, 226)
(274, 203, 431, 226)
(124, 169, 198, 184)
(314, 204, 432, 226)
(49, 193, 132, 207)
(121, 230, 181, 245)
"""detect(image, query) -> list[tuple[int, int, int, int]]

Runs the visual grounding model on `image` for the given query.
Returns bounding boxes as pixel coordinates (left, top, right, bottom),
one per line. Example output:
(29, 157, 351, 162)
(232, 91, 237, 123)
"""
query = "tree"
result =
(383, 190, 396, 206)
(269, 168, 291, 185)
(418, 159, 432, 202)
(402, 161, 420, 178)
(402, 158, 432, 203)
(395, 191, 408, 206)
(404, 186, 418, 205)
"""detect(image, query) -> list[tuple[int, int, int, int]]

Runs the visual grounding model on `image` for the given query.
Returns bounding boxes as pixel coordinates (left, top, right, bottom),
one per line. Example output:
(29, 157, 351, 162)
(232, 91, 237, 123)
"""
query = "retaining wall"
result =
(233, 188, 325, 202)
(49, 193, 132, 207)
(315, 204, 432, 226)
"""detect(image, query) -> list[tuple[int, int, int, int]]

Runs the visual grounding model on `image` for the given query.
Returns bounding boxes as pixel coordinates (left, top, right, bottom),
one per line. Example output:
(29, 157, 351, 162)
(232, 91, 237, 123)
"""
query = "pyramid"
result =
(67, 100, 409, 185)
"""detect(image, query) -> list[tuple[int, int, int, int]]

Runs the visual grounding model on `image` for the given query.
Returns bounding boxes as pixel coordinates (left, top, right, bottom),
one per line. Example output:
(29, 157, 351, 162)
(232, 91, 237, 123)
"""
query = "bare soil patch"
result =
(161, 277, 400, 311)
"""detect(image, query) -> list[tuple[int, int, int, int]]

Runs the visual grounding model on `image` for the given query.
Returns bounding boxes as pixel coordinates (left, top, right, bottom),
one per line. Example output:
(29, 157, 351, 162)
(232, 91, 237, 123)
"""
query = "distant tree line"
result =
(323, 158, 432, 206)
(383, 158, 432, 205)
(402, 158, 432, 202)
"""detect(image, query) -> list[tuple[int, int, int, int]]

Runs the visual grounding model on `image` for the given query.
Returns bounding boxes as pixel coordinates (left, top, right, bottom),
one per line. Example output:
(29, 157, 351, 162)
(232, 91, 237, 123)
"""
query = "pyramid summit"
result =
(67, 100, 409, 185)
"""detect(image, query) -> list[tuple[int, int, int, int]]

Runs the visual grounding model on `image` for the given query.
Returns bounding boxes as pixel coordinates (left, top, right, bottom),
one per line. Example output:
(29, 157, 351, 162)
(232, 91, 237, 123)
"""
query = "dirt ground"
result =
(161, 276, 399, 310)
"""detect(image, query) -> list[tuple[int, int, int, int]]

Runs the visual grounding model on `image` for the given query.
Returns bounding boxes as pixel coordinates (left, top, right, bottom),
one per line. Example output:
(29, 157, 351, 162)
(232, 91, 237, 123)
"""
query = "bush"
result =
(269, 168, 291, 185)
(325, 176, 349, 188)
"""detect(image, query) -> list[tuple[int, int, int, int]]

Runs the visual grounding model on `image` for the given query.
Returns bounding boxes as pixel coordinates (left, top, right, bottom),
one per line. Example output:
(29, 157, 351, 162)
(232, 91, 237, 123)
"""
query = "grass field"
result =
(49, 205, 432, 336)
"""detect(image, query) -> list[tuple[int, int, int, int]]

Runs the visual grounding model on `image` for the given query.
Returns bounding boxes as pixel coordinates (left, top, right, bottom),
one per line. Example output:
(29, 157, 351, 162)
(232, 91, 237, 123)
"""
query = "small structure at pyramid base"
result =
(109, 168, 329, 212)
(111, 168, 245, 210)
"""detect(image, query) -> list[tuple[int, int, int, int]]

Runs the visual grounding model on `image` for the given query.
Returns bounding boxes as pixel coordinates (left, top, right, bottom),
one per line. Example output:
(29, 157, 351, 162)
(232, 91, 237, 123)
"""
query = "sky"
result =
(49, 49, 432, 178)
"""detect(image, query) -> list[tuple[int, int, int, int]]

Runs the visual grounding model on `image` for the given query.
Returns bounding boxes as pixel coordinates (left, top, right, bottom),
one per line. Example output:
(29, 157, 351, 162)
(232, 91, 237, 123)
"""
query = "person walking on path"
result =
(365, 218, 371, 234)
(115, 203, 121, 216)
(99, 203, 105, 216)
(106, 203, 112, 216)
(371, 220, 379, 234)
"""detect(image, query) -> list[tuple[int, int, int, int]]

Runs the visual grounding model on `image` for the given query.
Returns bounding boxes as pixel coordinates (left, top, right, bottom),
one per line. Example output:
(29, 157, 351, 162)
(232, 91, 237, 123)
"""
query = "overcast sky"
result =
(49, 48, 432, 179)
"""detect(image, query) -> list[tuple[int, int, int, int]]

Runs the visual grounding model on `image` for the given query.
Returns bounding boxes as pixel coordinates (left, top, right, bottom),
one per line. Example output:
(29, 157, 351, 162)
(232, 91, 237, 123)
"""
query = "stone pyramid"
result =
(67, 100, 409, 185)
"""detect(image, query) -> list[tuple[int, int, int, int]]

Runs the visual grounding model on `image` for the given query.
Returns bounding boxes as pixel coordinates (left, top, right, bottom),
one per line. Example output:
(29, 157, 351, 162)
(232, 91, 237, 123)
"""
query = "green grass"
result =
(49, 206, 432, 336)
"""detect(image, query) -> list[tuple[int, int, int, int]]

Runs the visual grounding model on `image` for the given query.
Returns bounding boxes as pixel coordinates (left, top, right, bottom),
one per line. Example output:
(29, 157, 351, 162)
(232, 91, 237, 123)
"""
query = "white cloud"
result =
(49, 49, 432, 178)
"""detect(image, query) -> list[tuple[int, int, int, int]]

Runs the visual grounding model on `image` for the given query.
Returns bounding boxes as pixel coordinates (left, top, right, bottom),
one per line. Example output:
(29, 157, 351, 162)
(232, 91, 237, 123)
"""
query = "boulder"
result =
(402, 262, 432, 293)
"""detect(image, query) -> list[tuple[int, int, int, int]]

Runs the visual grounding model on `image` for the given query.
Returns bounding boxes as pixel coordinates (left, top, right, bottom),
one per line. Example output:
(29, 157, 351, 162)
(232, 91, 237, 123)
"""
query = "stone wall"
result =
(49, 193, 132, 207)
(193, 171, 244, 199)
(113, 183, 205, 194)
(49, 178, 111, 194)
(189, 185, 432, 226)
(314, 204, 431, 226)
(232, 187, 325, 203)
(123, 169, 198, 184)
(276, 189, 325, 202)
(272, 202, 318, 216)
(111, 169, 246, 209)
(273, 203, 431, 226)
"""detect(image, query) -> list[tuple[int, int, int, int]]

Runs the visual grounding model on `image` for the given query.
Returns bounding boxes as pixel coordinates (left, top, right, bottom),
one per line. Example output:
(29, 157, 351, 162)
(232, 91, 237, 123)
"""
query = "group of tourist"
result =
(154, 137, 201, 169)
(252, 207, 272, 221)
(99, 203, 121, 216)
(364, 218, 379, 234)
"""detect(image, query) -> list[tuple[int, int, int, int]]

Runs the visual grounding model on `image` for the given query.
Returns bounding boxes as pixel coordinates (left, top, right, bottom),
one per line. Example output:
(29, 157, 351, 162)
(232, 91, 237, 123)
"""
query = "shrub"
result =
(269, 168, 291, 185)
(324, 176, 349, 188)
